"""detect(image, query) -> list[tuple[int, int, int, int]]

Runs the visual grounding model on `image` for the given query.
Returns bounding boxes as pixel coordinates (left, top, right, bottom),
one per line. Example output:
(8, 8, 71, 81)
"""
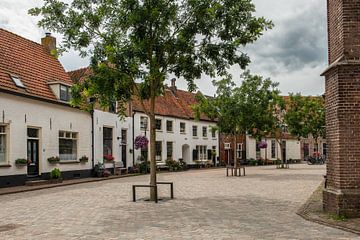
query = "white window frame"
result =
(196, 145, 207, 161)
(166, 141, 173, 159)
(140, 116, 148, 131)
(224, 143, 231, 150)
(59, 131, 78, 161)
(0, 125, 7, 164)
(180, 122, 186, 134)
(237, 143, 243, 159)
(202, 126, 208, 138)
(155, 141, 162, 161)
(155, 118, 162, 131)
(192, 125, 198, 137)
(59, 84, 71, 102)
(166, 120, 173, 132)
(211, 128, 216, 139)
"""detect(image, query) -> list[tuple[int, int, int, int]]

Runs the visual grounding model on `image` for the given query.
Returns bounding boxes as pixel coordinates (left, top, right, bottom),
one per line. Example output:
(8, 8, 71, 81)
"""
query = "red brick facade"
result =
(323, 0, 360, 217)
(219, 134, 246, 166)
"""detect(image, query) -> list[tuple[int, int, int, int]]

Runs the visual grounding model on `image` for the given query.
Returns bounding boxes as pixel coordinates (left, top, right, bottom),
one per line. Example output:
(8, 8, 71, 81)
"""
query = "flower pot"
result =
(15, 163, 27, 167)
(49, 178, 63, 184)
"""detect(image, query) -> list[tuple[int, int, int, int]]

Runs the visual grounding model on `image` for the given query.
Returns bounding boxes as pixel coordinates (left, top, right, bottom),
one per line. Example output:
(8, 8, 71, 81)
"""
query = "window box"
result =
(15, 158, 28, 167)
(47, 156, 60, 164)
(104, 154, 114, 162)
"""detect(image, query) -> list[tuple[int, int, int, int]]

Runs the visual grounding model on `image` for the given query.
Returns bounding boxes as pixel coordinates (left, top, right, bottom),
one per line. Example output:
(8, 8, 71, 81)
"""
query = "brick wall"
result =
(324, 0, 360, 217)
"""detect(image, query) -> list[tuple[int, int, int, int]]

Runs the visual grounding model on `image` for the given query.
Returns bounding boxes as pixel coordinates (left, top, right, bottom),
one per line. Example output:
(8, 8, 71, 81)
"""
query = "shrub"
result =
(47, 156, 60, 164)
(139, 161, 150, 174)
(79, 155, 89, 162)
(50, 168, 61, 179)
(15, 158, 27, 165)
(165, 159, 181, 172)
(94, 163, 105, 177)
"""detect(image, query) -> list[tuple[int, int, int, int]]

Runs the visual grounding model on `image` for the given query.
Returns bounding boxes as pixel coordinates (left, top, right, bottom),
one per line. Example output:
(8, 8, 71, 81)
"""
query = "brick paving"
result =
(0, 164, 359, 240)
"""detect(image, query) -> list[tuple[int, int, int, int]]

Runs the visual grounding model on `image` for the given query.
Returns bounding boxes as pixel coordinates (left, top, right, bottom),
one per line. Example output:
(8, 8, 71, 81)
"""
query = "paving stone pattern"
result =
(0, 164, 359, 240)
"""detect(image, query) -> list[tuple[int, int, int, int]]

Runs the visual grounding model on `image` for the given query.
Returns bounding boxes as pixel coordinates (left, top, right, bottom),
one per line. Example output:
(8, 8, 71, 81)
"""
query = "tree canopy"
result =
(285, 94, 325, 142)
(30, 0, 273, 114)
(30, 0, 273, 200)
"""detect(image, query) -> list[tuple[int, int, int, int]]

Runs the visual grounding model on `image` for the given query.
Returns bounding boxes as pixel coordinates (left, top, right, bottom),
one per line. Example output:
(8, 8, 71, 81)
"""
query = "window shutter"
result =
(207, 149, 212, 160)
(193, 149, 198, 161)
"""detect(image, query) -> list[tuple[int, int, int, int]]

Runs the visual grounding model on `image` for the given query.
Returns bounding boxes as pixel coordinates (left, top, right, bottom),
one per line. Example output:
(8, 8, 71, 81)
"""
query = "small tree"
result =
(195, 72, 280, 167)
(285, 94, 325, 152)
(30, 0, 272, 200)
(194, 77, 243, 167)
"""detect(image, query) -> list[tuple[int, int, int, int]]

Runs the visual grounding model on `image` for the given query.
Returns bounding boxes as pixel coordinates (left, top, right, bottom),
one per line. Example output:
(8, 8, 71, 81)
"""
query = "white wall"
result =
(133, 112, 219, 165)
(93, 110, 132, 168)
(246, 135, 301, 160)
(0, 92, 92, 176)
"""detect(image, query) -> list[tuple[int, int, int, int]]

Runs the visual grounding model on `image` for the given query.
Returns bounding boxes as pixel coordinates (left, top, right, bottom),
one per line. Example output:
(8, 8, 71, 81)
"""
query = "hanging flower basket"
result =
(258, 141, 268, 149)
(134, 135, 149, 150)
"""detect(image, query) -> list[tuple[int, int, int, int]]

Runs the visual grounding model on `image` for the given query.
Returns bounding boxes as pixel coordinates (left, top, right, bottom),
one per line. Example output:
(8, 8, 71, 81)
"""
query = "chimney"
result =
(41, 33, 57, 56)
(171, 78, 176, 88)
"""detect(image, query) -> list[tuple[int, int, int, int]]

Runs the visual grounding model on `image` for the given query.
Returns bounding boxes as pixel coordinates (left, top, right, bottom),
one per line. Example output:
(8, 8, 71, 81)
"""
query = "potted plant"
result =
(47, 156, 60, 164)
(94, 162, 105, 177)
(79, 155, 89, 163)
(103, 154, 114, 162)
(15, 158, 28, 167)
(50, 168, 63, 183)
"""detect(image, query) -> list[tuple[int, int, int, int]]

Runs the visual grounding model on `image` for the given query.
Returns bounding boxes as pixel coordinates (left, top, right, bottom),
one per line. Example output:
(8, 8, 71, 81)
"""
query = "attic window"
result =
(59, 85, 71, 102)
(10, 75, 25, 88)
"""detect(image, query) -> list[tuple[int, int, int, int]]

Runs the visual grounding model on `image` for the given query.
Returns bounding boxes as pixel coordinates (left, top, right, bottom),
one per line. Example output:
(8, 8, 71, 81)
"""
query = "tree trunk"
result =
(233, 134, 237, 168)
(149, 95, 157, 201)
(276, 138, 284, 168)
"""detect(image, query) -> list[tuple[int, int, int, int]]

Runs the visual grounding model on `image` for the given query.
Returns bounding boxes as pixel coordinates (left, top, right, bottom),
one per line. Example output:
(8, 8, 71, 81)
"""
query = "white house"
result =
(92, 109, 133, 170)
(131, 80, 219, 167)
(0, 29, 92, 187)
(246, 135, 301, 162)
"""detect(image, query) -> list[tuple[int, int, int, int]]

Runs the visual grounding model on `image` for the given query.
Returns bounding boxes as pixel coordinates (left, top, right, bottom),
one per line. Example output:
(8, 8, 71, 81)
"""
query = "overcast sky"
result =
(0, 0, 327, 96)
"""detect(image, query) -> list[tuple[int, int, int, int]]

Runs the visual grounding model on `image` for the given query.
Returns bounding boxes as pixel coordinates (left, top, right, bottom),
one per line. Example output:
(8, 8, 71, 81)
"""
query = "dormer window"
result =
(59, 85, 71, 102)
(10, 75, 25, 88)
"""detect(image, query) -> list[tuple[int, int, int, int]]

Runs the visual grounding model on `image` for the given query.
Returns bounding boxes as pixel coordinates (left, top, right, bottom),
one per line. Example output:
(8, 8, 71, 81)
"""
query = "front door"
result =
(121, 129, 127, 168)
(27, 128, 40, 176)
(27, 139, 39, 176)
(282, 140, 287, 162)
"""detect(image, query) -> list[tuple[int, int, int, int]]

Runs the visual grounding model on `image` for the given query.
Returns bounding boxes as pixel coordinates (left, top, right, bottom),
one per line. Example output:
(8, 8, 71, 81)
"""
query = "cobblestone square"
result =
(0, 164, 359, 239)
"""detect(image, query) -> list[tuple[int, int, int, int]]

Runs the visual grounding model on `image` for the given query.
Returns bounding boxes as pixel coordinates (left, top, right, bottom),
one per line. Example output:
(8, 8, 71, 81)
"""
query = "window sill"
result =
(166, 131, 174, 133)
(180, 132, 186, 135)
(203, 137, 208, 139)
(156, 130, 163, 132)
(0, 164, 11, 168)
(193, 136, 199, 139)
(59, 161, 80, 164)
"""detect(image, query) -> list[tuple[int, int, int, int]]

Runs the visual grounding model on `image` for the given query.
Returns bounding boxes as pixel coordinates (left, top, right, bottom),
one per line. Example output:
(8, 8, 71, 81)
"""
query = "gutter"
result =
(91, 109, 95, 169)
(132, 110, 136, 166)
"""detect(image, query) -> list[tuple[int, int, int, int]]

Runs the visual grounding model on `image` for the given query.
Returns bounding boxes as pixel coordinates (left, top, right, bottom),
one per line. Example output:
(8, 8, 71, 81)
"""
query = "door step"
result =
(25, 180, 49, 186)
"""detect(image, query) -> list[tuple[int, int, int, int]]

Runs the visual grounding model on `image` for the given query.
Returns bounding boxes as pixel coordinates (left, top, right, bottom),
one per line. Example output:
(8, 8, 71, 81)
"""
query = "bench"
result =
(113, 161, 128, 175)
(226, 165, 246, 177)
(132, 181, 174, 203)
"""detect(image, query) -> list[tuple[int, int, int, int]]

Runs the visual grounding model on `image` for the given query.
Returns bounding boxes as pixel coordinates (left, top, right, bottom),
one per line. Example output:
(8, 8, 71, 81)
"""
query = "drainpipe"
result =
(91, 109, 95, 169)
(89, 97, 96, 170)
(132, 111, 136, 166)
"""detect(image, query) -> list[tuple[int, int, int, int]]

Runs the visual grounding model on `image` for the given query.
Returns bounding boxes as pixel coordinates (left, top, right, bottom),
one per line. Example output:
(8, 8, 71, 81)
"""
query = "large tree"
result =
(30, 0, 272, 200)
(195, 71, 280, 167)
(285, 94, 325, 150)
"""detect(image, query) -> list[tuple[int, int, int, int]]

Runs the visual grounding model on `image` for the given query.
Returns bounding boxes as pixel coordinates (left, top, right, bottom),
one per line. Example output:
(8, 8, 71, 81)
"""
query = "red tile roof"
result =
(0, 28, 72, 102)
(68, 67, 213, 121)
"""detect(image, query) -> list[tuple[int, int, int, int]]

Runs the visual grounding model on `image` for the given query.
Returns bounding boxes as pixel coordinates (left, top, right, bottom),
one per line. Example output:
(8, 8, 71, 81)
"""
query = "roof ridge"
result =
(67, 66, 90, 74)
(0, 27, 45, 48)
